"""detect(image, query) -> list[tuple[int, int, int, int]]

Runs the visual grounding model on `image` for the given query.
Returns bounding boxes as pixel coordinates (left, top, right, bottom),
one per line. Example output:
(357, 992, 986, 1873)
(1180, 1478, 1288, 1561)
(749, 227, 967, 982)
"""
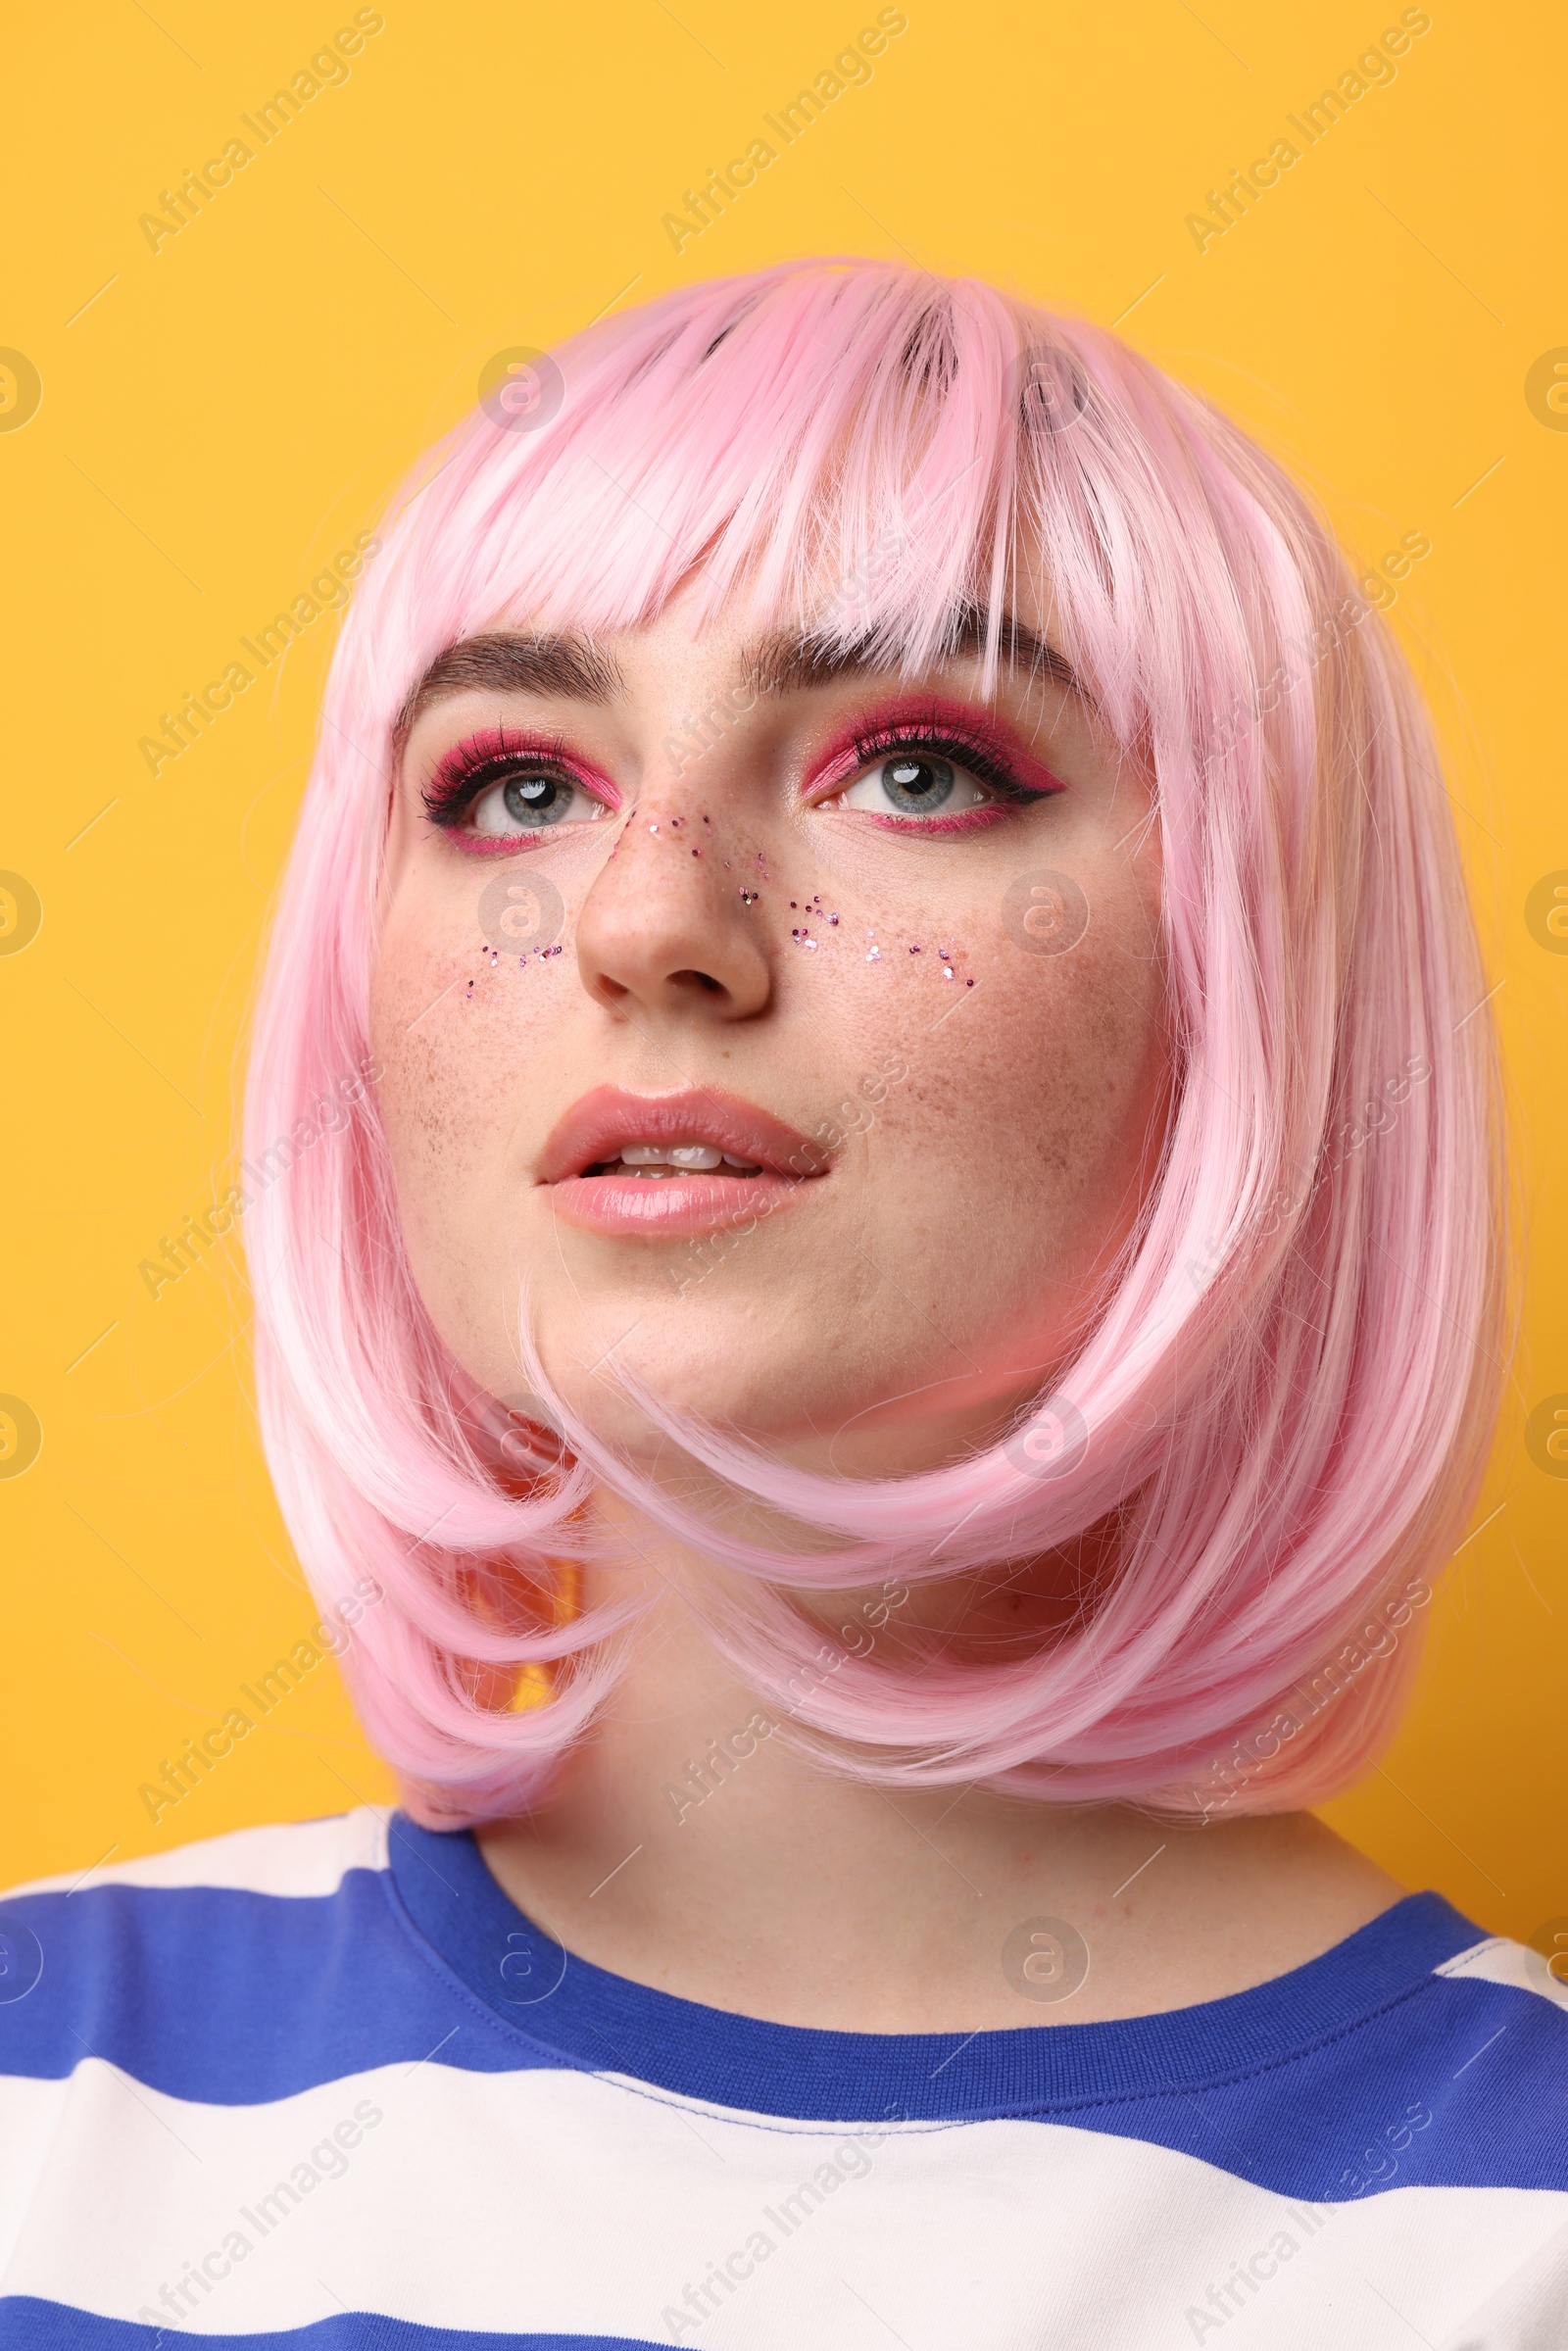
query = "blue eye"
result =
(836, 752, 990, 819)
(468, 771, 606, 836)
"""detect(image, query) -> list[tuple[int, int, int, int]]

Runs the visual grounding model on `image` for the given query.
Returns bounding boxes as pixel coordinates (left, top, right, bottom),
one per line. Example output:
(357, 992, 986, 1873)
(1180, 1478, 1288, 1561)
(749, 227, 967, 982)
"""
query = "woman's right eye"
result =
(466, 769, 610, 836)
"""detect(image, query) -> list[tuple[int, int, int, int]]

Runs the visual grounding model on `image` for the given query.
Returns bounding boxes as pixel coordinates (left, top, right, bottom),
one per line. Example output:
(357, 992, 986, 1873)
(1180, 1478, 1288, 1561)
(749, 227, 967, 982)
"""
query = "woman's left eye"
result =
(466, 770, 607, 836)
(832, 752, 992, 820)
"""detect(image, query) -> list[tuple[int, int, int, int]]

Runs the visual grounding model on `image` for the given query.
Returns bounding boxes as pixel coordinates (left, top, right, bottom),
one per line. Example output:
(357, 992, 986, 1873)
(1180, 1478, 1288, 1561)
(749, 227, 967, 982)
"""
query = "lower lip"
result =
(545, 1170, 812, 1238)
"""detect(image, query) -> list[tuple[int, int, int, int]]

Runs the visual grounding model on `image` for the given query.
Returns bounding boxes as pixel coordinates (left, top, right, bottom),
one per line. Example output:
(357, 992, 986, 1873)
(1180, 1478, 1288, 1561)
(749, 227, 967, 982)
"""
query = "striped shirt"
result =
(1, 1806, 1565, 2346)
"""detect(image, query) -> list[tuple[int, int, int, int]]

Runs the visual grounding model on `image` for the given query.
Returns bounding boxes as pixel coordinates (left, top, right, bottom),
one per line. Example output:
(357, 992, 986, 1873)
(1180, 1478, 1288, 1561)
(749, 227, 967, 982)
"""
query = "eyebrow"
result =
(740, 606, 1083, 699)
(396, 604, 1081, 742)
(395, 632, 624, 739)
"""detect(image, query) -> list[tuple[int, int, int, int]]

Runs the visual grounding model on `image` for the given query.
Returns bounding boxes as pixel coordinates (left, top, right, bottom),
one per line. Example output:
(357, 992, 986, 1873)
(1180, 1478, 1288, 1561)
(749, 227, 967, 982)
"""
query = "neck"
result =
(475, 1512, 1405, 2031)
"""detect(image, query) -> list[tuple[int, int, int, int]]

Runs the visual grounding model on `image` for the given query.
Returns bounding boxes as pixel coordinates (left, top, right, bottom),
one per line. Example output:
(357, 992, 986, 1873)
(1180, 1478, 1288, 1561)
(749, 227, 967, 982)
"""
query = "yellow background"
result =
(3, 0, 1564, 1930)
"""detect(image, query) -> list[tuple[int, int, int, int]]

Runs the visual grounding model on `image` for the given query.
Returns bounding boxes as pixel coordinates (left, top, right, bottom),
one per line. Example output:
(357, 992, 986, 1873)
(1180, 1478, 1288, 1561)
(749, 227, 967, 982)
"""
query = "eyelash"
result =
(420, 730, 612, 843)
(419, 711, 1061, 845)
(818, 718, 1061, 829)
(848, 724, 1035, 804)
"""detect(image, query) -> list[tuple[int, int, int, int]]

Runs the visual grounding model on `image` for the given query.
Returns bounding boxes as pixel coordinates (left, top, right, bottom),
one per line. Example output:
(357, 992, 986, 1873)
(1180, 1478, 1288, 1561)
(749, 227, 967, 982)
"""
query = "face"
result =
(368, 569, 1166, 1479)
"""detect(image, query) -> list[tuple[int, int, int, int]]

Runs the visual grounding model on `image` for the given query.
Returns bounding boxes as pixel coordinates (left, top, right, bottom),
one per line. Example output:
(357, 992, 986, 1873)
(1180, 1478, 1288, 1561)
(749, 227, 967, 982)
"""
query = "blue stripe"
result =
(0, 2306, 669, 2350)
(3, 1814, 1565, 2200)
(0, 1869, 538, 2104)
(1078, 1977, 1568, 2195)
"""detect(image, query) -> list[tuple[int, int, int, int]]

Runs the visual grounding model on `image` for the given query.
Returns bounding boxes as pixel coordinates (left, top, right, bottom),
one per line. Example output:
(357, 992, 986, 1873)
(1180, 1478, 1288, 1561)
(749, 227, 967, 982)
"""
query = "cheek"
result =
(367, 885, 561, 1316)
(846, 869, 1163, 1278)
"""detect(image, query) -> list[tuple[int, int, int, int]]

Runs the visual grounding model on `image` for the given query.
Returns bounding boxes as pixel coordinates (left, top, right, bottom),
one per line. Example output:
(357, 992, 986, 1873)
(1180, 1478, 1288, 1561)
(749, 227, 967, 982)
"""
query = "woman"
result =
(4, 261, 1563, 2346)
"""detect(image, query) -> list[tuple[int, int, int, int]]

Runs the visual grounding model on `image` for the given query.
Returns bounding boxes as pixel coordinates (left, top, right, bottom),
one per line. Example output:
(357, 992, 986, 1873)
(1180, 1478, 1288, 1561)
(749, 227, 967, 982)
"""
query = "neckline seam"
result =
(377, 1847, 586, 2072)
(379, 1841, 1476, 2121)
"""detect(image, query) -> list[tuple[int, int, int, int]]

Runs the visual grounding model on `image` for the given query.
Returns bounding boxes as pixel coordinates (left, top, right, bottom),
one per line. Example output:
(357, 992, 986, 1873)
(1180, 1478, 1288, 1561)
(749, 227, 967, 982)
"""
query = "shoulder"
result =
(1432, 1928, 1568, 2013)
(0, 1809, 407, 2100)
(1315, 1920, 1568, 2197)
(2, 1803, 392, 1904)
(1424, 1920, 1568, 2111)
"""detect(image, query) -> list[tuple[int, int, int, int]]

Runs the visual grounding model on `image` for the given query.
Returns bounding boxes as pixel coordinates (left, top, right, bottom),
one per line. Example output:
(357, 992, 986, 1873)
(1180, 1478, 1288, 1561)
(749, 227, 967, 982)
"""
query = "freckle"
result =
(966, 977, 974, 986)
(909, 944, 921, 954)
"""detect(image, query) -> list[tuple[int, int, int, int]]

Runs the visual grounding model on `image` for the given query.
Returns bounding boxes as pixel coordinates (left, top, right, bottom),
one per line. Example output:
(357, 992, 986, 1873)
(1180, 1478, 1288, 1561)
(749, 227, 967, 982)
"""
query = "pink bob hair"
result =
(244, 257, 1508, 1828)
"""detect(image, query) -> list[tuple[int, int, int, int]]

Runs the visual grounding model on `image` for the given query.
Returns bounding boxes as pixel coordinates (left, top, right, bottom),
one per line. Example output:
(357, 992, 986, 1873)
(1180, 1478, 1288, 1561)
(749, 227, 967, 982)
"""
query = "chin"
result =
(521, 1291, 1040, 1482)
(529, 1299, 833, 1456)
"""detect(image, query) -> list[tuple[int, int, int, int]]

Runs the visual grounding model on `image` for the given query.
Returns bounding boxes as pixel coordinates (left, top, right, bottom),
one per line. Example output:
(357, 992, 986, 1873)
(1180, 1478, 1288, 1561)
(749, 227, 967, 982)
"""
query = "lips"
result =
(538, 1086, 829, 1237)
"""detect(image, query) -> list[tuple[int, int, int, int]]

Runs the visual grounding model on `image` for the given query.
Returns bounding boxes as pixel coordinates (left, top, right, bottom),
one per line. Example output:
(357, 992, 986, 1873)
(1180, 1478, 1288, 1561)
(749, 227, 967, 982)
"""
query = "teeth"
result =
(621, 1143, 723, 1169)
(612, 1143, 762, 1176)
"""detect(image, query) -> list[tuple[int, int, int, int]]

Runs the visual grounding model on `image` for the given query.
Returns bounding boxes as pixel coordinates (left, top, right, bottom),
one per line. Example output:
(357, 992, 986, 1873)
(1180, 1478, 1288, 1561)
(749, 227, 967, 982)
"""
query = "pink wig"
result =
(244, 259, 1508, 1826)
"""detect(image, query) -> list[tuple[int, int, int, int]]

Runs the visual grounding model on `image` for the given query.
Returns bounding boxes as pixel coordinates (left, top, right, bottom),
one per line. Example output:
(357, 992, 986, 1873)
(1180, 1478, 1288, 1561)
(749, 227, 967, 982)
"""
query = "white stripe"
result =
(1, 1808, 391, 1902)
(0, 2057, 1563, 2346)
(1437, 1935, 1568, 2010)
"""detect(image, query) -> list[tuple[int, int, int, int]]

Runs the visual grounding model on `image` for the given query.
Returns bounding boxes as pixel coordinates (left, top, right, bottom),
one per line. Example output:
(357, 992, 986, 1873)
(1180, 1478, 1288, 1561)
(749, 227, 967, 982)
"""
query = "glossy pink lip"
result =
(539, 1086, 829, 1237)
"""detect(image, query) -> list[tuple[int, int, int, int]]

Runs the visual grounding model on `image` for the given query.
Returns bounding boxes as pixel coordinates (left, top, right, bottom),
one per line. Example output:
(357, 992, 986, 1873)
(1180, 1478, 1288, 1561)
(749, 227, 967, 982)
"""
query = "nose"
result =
(574, 811, 772, 1023)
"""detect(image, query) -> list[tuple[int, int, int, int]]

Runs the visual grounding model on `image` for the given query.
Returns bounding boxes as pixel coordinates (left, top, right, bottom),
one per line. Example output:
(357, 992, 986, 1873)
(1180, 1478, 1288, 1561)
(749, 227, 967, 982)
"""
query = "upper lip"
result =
(539, 1086, 829, 1184)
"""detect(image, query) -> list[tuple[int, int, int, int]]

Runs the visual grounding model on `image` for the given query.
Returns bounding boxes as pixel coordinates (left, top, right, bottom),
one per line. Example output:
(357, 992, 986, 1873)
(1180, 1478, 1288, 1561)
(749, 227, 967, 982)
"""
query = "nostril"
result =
(673, 970, 724, 995)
